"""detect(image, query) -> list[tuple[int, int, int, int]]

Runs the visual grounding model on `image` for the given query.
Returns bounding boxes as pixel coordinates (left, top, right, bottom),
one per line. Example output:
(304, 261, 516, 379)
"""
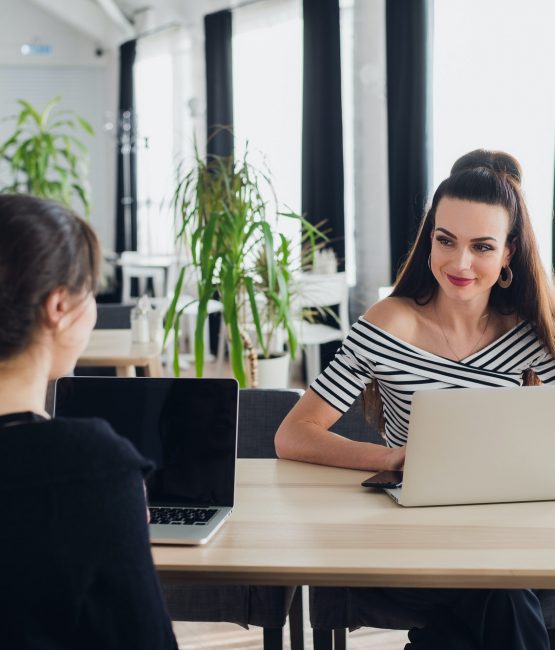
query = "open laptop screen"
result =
(54, 377, 238, 508)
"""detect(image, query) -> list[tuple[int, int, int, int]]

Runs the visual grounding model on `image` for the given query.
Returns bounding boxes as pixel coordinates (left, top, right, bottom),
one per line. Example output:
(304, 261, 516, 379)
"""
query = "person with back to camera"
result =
(0, 195, 177, 649)
(275, 150, 555, 649)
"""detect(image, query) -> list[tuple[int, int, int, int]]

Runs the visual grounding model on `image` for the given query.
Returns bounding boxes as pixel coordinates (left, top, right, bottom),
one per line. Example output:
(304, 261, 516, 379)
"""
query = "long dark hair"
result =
(365, 150, 555, 431)
(0, 194, 101, 361)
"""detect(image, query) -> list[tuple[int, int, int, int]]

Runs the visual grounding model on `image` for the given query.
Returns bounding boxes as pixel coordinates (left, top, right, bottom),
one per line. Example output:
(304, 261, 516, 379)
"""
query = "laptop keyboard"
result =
(149, 507, 218, 526)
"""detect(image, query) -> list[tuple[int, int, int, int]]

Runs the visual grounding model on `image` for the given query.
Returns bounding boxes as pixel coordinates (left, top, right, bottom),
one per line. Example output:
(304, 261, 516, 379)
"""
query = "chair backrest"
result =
(119, 253, 178, 302)
(331, 395, 384, 446)
(95, 303, 134, 329)
(295, 272, 350, 338)
(238, 388, 304, 458)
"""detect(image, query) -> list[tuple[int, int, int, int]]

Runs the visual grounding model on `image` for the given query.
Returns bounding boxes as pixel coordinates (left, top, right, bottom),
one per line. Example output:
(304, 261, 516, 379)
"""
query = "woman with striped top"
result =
(275, 150, 554, 649)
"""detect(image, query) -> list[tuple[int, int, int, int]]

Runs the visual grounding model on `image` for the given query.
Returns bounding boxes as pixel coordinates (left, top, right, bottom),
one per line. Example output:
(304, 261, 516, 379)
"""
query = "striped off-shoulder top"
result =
(310, 317, 555, 448)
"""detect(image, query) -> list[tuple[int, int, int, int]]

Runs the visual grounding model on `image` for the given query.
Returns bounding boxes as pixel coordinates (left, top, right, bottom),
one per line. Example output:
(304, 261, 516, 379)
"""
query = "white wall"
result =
(0, 0, 119, 251)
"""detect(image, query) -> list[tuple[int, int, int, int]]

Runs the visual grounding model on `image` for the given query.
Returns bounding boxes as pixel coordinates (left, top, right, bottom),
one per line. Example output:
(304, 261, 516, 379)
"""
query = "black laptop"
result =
(54, 376, 238, 544)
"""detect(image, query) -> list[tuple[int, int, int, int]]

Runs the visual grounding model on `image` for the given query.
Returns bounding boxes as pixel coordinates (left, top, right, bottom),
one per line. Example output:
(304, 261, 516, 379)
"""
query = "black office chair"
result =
(94, 303, 134, 329)
(74, 303, 137, 377)
(162, 388, 305, 650)
(309, 396, 555, 650)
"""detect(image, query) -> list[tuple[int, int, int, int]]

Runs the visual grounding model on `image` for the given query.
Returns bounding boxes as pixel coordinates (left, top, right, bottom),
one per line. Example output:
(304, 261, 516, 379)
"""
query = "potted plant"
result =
(164, 147, 324, 387)
(0, 97, 94, 215)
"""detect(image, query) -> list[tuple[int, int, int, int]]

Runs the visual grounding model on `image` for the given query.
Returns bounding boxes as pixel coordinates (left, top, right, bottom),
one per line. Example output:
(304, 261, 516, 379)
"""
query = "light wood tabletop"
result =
(77, 329, 163, 377)
(153, 458, 555, 589)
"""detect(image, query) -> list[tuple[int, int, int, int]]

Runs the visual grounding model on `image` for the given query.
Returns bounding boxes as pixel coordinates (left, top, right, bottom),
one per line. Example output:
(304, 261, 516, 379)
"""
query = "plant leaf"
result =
(163, 266, 186, 347)
(245, 276, 268, 358)
(40, 96, 61, 129)
(17, 99, 42, 126)
(77, 116, 94, 136)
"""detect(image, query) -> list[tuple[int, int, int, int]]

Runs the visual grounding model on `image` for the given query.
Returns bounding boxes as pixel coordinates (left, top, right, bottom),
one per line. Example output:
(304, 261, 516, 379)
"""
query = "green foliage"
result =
(0, 97, 94, 216)
(165, 146, 325, 387)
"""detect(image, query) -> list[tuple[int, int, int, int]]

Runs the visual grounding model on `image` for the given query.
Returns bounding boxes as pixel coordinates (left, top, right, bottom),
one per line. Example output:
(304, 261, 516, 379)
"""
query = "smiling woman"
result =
(389, 149, 555, 363)
(430, 199, 514, 312)
(274, 149, 555, 648)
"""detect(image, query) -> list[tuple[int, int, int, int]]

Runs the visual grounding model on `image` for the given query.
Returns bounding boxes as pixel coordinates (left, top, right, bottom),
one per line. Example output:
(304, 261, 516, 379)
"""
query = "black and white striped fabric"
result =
(311, 317, 555, 448)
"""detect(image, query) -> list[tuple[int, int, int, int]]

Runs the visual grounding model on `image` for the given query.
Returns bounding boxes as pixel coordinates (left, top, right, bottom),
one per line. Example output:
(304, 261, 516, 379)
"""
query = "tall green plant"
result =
(164, 148, 324, 387)
(0, 97, 94, 215)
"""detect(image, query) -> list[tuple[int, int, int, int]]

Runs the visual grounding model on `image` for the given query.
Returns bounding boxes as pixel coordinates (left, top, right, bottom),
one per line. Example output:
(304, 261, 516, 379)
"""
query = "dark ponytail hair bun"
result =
(451, 149, 522, 186)
(0, 194, 100, 361)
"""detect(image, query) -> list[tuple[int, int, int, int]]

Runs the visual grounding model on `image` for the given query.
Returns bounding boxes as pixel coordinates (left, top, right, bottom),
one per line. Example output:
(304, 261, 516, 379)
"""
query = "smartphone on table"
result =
(361, 470, 403, 489)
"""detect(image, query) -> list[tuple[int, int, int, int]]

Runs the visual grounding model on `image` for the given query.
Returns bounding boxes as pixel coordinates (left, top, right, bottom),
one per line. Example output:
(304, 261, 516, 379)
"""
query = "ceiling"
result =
(29, 0, 242, 48)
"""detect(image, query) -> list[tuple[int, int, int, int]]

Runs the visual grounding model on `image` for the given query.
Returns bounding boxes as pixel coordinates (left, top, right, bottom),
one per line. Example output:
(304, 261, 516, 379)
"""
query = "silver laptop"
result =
(54, 376, 238, 544)
(363, 386, 555, 507)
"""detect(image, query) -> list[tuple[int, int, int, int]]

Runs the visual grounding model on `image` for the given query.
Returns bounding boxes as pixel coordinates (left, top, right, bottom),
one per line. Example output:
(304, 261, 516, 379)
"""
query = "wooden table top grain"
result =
(77, 329, 163, 377)
(153, 458, 555, 589)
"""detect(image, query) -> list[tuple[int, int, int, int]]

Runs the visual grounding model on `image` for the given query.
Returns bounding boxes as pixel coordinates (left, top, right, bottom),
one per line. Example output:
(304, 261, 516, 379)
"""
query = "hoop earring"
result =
(428, 254, 432, 271)
(497, 265, 513, 289)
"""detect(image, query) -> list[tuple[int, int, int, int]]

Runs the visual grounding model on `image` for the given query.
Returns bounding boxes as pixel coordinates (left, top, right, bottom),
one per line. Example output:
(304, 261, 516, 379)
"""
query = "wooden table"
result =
(77, 329, 163, 377)
(153, 458, 555, 589)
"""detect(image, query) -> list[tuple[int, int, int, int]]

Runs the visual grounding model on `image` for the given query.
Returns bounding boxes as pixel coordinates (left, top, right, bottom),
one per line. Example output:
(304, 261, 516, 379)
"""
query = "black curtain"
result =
(302, 0, 345, 378)
(115, 39, 138, 253)
(302, 0, 345, 270)
(386, 0, 432, 280)
(204, 10, 233, 352)
(204, 10, 234, 159)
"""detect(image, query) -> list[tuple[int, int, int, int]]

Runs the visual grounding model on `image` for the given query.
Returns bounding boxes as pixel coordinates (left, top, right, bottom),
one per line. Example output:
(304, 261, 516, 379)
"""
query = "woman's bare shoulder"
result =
(362, 296, 421, 340)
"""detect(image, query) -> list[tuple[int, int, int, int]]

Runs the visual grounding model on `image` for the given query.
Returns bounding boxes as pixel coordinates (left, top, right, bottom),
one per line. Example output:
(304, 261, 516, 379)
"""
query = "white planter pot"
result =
(256, 353, 290, 388)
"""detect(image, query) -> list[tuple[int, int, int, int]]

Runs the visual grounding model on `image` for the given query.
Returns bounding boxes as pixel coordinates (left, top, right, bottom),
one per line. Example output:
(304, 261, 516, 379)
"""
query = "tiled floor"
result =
(172, 620, 408, 649)
(172, 588, 409, 649)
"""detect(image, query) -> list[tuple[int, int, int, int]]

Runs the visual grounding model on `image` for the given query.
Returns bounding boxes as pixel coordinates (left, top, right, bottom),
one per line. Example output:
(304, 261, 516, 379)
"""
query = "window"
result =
(340, 0, 355, 285)
(134, 27, 193, 254)
(232, 0, 303, 250)
(433, 0, 555, 269)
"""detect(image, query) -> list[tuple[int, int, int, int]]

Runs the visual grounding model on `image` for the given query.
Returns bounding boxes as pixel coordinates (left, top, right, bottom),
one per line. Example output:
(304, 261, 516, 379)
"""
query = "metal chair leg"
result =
(334, 627, 347, 650)
(289, 587, 305, 650)
(313, 628, 346, 650)
(313, 629, 333, 650)
(263, 627, 283, 650)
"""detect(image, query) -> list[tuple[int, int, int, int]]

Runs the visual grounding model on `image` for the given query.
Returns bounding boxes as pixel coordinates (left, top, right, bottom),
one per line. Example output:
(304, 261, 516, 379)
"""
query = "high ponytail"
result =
(450, 149, 522, 186)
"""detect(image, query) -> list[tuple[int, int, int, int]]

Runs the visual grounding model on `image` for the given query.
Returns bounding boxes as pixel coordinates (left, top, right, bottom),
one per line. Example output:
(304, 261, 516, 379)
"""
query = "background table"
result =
(153, 459, 555, 589)
(77, 329, 163, 377)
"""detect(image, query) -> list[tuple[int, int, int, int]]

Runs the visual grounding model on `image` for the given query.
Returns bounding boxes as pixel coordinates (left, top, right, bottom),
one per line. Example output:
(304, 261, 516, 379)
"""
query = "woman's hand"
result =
(385, 445, 406, 470)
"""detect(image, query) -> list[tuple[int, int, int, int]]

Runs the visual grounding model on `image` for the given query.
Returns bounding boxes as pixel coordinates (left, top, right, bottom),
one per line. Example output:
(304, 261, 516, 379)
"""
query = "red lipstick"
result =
(447, 274, 474, 287)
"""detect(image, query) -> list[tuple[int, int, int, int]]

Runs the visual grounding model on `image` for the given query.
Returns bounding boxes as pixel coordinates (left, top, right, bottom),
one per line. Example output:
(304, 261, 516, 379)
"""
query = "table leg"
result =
(144, 356, 163, 377)
(116, 365, 136, 377)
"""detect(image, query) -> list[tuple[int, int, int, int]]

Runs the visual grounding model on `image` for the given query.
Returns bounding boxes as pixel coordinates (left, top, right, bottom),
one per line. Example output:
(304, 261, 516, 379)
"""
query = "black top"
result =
(0, 412, 177, 649)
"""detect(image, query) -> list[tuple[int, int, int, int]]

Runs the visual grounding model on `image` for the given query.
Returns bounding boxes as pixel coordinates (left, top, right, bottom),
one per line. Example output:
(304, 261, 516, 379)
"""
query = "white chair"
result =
(294, 272, 350, 385)
(119, 252, 177, 303)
